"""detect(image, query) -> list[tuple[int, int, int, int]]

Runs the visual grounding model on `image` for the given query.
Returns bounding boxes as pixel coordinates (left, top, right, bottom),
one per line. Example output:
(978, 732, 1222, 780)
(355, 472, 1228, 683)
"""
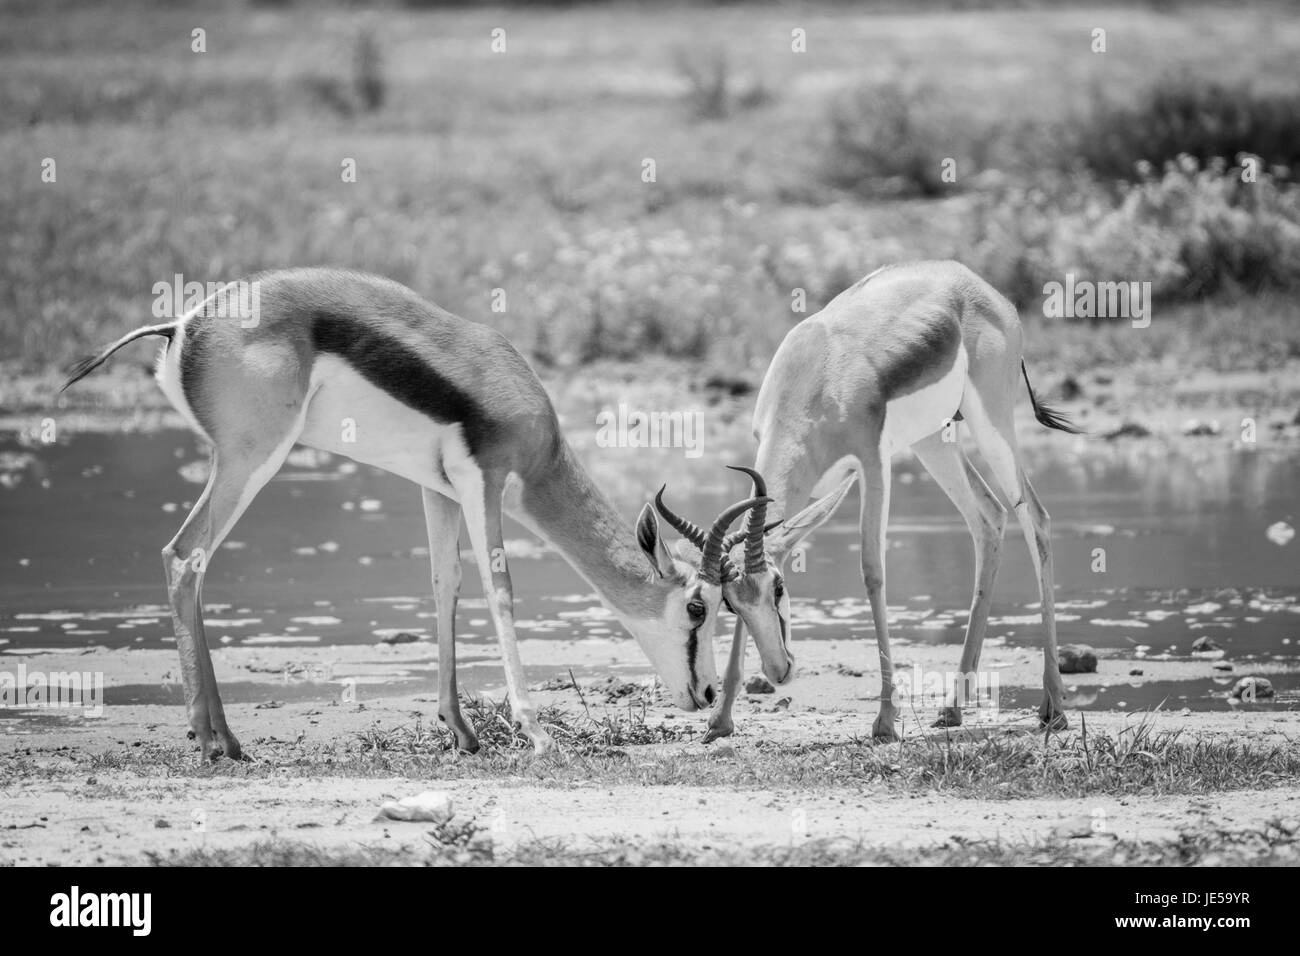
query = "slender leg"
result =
(703, 618, 746, 743)
(422, 488, 478, 753)
(1017, 471, 1067, 728)
(859, 442, 899, 742)
(910, 432, 1007, 726)
(452, 467, 556, 754)
(968, 418, 1068, 729)
(163, 441, 294, 760)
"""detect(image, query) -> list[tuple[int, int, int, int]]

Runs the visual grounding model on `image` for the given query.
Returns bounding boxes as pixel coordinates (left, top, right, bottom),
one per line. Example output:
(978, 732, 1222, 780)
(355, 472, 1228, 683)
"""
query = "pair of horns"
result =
(654, 466, 778, 584)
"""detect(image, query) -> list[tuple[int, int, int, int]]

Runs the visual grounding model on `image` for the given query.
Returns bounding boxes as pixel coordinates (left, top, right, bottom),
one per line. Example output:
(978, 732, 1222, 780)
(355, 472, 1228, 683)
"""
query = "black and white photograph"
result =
(1, 0, 1298, 898)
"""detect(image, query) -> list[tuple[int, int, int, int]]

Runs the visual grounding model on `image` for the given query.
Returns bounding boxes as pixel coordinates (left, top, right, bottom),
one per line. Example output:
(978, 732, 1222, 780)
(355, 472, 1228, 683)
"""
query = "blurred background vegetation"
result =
(3, 0, 1299, 390)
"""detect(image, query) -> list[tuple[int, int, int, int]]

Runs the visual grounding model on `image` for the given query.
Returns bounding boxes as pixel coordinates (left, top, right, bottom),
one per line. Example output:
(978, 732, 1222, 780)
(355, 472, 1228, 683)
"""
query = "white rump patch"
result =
(882, 344, 969, 450)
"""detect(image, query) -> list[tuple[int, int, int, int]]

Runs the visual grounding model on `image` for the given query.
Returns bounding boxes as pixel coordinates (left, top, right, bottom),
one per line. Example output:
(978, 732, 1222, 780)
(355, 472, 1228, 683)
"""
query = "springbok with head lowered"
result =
(669, 260, 1082, 742)
(63, 268, 768, 758)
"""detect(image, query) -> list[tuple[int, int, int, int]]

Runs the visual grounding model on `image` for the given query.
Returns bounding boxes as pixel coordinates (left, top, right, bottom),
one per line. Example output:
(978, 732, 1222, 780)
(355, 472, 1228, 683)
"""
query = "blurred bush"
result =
(672, 46, 774, 121)
(966, 156, 1300, 311)
(1074, 74, 1300, 181)
(822, 81, 961, 197)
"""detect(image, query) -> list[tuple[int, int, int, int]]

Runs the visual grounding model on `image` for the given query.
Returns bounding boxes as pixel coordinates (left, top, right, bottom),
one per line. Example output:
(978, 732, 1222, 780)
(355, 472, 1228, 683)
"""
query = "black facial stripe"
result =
(310, 310, 498, 455)
(687, 624, 700, 688)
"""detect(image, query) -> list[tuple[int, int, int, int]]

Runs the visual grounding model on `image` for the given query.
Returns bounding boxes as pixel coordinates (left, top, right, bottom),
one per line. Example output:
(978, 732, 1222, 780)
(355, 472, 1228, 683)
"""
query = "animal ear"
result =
(636, 503, 679, 579)
(765, 473, 857, 555)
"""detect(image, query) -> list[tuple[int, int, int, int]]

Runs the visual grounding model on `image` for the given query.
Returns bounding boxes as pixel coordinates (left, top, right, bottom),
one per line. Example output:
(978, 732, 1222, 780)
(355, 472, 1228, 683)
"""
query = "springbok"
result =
(62, 268, 768, 759)
(663, 260, 1082, 742)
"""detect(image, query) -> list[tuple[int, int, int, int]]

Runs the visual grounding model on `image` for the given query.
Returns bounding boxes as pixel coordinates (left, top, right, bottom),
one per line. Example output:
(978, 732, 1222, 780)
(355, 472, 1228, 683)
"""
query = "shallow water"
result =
(1, 428, 1297, 713)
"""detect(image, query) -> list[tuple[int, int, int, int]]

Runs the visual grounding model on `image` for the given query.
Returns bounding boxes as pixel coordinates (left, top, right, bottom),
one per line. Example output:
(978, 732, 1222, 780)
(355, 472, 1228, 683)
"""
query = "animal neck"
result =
(754, 436, 820, 567)
(518, 441, 665, 621)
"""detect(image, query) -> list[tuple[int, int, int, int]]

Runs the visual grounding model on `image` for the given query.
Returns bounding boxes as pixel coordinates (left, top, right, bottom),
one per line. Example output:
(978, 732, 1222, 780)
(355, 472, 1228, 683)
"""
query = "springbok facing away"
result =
(63, 268, 769, 759)
(670, 260, 1083, 742)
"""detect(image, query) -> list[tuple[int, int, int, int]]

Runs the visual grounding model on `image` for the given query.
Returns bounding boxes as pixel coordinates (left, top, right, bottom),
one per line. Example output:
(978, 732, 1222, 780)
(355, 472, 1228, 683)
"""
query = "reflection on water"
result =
(1, 428, 1297, 711)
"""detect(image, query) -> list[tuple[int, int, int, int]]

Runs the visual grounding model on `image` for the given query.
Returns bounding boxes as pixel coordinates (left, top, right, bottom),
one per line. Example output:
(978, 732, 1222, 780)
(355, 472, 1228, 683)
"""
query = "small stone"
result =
(1104, 422, 1151, 440)
(744, 674, 776, 695)
(1057, 644, 1098, 674)
(381, 631, 420, 645)
(1190, 636, 1220, 653)
(1266, 521, 1295, 547)
(154, 819, 171, 829)
(1052, 815, 1098, 839)
(1212, 661, 1233, 672)
(375, 791, 454, 823)
(1230, 677, 1274, 701)
(1129, 668, 1144, 676)
(770, 697, 791, 711)
(1181, 419, 1221, 437)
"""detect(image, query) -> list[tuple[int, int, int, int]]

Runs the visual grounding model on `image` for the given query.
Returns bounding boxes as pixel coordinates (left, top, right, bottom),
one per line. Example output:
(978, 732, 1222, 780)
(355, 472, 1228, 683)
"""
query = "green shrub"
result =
(966, 156, 1300, 312)
(352, 26, 386, 113)
(503, 227, 756, 364)
(823, 82, 964, 197)
(672, 46, 773, 121)
(1076, 74, 1300, 181)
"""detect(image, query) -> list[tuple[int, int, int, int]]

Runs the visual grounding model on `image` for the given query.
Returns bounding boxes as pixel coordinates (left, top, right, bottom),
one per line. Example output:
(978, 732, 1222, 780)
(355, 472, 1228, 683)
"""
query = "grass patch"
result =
(7, 706, 1299, 800)
(354, 693, 697, 759)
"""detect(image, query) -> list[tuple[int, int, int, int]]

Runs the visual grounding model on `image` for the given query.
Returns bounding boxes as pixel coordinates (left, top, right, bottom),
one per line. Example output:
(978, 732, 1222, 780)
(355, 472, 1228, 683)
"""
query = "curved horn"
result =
(701, 495, 771, 585)
(726, 465, 770, 574)
(722, 519, 783, 556)
(654, 485, 707, 549)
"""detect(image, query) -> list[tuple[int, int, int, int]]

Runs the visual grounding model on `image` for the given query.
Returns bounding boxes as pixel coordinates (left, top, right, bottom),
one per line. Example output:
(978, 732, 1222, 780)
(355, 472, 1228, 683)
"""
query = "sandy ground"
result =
(2, 635, 1297, 865)
(7, 774, 1299, 866)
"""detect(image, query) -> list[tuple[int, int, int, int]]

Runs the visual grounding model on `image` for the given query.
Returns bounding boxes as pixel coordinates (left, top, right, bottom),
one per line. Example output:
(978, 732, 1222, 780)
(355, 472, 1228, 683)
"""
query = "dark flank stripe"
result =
(310, 310, 499, 455)
(876, 316, 962, 401)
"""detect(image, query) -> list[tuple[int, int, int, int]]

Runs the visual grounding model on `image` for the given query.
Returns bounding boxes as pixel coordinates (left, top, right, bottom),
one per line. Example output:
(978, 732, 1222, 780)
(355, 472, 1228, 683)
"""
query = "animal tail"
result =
(60, 323, 177, 392)
(1021, 359, 1084, 435)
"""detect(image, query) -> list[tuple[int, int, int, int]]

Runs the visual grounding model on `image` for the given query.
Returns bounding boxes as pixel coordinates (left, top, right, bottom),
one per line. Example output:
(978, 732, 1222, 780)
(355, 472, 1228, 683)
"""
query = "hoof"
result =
(197, 727, 241, 762)
(702, 721, 734, 744)
(932, 706, 963, 728)
(441, 712, 480, 754)
(215, 731, 243, 761)
(528, 729, 559, 755)
(871, 714, 900, 742)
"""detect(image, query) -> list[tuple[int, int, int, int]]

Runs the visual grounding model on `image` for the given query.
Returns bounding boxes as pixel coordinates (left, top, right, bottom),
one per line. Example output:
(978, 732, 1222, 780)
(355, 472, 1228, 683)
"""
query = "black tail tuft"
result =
(1021, 359, 1085, 435)
(60, 323, 176, 393)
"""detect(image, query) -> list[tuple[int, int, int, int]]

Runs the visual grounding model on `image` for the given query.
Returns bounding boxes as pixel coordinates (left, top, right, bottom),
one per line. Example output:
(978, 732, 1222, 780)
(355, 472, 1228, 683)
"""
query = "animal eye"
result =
(774, 577, 785, 602)
(687, 600, 707, 620)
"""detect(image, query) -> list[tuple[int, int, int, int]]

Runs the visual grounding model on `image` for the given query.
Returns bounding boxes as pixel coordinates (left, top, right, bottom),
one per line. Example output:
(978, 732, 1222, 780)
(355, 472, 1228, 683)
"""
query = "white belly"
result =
(298, 355, 463, 498)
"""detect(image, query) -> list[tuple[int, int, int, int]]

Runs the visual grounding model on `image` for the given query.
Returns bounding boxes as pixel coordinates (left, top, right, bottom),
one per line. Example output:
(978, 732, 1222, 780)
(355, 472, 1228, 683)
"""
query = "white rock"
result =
(376, 791, 454, 823)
